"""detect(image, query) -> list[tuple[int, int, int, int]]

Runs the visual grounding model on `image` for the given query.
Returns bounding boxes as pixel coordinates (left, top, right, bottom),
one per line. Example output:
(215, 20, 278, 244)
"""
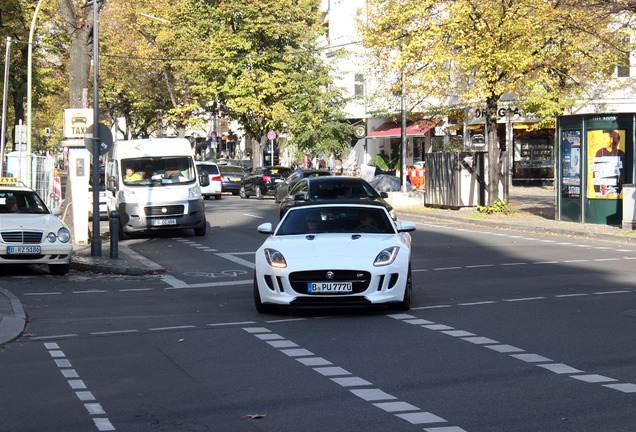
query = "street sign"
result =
(267, 130, 277, 140)
(84, 123, 113, 156)
(210, 131, 217, 139)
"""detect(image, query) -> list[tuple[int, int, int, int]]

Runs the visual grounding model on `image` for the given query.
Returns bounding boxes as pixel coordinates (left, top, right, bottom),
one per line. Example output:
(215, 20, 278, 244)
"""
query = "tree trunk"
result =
(485, 97, 502, 206)
(57, 0, 94, 109)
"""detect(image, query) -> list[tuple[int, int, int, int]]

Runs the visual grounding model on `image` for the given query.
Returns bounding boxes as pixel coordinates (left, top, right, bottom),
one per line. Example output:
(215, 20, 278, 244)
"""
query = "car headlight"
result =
(264, 248, 287, 268)
(374, 246, 399, 266)
(119, 189, 137, 203)
(57, 227, 71, 243)
(189, 185, 202, 199)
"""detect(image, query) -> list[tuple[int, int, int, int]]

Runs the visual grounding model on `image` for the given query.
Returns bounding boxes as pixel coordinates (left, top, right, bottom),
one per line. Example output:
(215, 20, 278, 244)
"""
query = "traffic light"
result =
(45, 127, 51, 137)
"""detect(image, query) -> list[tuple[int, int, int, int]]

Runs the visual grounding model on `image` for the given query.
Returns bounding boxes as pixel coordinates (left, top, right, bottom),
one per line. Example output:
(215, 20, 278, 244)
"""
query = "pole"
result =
(91, 0, 101, 256)
(27, 0, 45, 188)
(1, 37, 11, 176)
(400, 88, 407, 192)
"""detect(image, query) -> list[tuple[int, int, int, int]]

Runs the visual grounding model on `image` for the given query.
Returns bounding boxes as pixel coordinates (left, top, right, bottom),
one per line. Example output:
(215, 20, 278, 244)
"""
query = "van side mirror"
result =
(107, 175, 117, 191)
(199, 171, 210, 187)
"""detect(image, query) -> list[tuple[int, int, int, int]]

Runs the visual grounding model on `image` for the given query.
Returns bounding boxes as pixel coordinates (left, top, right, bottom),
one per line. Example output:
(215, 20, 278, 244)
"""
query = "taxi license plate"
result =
(231, 177, 241, 181)
(152, 219, 177, 226)
(7, 246, 41, 254)
(308, 282, 353, 293)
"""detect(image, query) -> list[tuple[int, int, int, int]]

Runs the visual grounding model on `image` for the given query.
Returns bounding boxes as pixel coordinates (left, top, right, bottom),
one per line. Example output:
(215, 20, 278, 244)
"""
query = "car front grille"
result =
(144, 205, 184, 216)
(1, 230, 43, 244)
(288, 270, 371, 295)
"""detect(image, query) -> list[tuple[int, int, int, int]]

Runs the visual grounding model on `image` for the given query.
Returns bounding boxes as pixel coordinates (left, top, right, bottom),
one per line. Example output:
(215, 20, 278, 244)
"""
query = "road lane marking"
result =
(243, 326, 466, 430)
(388, 314, 636, 395)
(43, 343, 116, 431)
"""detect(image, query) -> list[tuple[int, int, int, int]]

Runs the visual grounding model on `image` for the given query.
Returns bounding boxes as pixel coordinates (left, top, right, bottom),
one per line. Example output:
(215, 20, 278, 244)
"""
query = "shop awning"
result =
(367, 120, 437, 138)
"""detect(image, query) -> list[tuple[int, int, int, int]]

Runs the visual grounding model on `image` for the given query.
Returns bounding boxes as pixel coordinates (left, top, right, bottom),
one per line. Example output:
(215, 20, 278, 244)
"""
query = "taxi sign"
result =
(0, 177, 19, 185)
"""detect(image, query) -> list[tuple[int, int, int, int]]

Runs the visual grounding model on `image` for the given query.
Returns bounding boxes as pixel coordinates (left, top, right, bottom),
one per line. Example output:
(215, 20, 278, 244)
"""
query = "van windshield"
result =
(121, 156, 196, 186)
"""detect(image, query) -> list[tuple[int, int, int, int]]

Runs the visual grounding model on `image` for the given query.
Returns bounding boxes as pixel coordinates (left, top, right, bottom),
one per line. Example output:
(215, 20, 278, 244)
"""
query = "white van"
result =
(105, 138, 209, 238)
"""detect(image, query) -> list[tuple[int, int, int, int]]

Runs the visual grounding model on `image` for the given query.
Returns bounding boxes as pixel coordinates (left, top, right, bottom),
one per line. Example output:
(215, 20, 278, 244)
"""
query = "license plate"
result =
(7, 246, 41, 254)
(230, 177, 241, 181)
(152, 218, 177, 226)
(308, 282, 353, 293)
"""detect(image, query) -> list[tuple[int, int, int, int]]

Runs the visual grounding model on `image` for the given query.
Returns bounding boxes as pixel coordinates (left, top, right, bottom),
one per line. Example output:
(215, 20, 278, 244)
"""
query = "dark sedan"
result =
(274, 169, 332, 203)
(240, 166, 293, 199)
(219, 165, 246, 195)
(278, 176, 395, 219)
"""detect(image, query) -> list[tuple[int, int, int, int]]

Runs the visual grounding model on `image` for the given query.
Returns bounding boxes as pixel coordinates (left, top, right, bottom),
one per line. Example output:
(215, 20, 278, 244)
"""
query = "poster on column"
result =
(587, 129, 626, 199)
(561, 130, 581, 198)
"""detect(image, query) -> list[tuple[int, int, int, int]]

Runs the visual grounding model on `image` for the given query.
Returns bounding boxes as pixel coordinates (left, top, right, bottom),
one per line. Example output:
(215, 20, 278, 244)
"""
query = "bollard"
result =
(109, 211, 119, 259)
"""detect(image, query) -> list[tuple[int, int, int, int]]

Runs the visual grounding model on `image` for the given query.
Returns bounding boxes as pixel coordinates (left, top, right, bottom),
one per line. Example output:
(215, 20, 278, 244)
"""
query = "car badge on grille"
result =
(161, 207, 167, 214)
(326, 271, 334, 280)
(357, 273, 364, 278)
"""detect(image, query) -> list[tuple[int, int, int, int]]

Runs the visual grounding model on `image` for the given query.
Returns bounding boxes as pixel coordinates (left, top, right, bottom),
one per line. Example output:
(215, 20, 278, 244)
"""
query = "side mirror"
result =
(257, 222, 274, 234)
(199, 171, 210, 187)
(293, 193, 306, 201)
(396, 221, 416, 232)
(107, 175, 117, 191)
(380, 192, 389, 198)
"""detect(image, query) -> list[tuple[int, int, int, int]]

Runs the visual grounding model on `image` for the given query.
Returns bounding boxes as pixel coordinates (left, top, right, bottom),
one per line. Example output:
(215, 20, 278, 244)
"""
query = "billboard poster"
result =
(561, 130, 581, 198)
(587, 129, 626, 199)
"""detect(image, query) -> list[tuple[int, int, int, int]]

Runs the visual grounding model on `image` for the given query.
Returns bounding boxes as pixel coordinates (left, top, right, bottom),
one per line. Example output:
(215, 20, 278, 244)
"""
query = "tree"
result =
(360, 0, 628, 204)
(176, 0, 350, 166)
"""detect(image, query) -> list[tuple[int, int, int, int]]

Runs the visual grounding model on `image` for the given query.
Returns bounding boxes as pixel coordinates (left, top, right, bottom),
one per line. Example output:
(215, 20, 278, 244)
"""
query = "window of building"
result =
(616, 33, 631, 78)
(354, 74, 364, 98)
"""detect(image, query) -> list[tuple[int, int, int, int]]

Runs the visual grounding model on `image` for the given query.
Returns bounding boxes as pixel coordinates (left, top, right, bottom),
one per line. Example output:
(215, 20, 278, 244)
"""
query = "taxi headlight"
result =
(58, 227, 71, 243)
(47, 232, 57, 243)
(374, 246, 399, 266)
(264, 248, 287, 268)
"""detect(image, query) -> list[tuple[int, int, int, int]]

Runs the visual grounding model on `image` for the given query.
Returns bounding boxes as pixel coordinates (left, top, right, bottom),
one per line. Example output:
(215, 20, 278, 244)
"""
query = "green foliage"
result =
(477, 200, 516, 216)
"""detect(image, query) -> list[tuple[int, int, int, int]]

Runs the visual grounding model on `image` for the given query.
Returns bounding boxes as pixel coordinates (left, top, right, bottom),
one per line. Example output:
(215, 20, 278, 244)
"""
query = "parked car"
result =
(278, 176, 395, 219)
(240, 166, 293, 199)
(0, 178, 72, 275)
(274, 169, 332, 203)
(219, 165, 246, 195)
(254, 202, 416, 312)
(196, 162, 223, 200)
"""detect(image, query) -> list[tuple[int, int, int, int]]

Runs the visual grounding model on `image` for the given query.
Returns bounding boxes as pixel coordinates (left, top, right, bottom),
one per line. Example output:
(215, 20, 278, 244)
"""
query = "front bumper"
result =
(119, 198, 206, 233)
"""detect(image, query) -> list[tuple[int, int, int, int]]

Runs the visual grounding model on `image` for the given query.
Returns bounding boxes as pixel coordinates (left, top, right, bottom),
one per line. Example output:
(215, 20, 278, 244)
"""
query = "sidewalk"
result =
(2, 186, 634, 345)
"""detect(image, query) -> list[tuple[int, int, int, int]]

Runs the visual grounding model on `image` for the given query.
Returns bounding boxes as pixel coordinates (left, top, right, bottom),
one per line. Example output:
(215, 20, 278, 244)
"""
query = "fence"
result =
(4, 153, 58, 209)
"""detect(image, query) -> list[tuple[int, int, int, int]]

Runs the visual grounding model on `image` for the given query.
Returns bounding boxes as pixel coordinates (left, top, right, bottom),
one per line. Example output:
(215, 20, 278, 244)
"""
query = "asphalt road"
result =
(1, 194, 635, 432)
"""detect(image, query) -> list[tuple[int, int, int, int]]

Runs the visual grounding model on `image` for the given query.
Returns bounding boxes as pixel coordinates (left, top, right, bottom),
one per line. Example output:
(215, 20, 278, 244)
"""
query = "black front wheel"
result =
(394, 264, 412, 311)
(254, 273, 275, 313)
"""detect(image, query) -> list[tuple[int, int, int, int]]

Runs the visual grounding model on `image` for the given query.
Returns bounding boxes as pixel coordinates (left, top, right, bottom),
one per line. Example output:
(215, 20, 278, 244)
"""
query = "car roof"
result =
(287, 200, 389, 211)
(196, 162, 218, 166)
(305, 175, 369, 184)
(0, 178, 34, 193)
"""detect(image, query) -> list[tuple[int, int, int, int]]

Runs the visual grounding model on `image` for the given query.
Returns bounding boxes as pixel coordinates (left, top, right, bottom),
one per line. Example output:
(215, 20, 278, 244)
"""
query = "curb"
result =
(0, 288, 26, 345)
(70, 244, 166, 275)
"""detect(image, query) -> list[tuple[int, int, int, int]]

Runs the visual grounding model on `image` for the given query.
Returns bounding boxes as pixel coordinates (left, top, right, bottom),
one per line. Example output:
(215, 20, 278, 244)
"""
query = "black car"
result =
(240, 166, 293, 199)
(219, 165, 246, 195)
(274, 169, 332, 203)
(278, 176, 395, 219)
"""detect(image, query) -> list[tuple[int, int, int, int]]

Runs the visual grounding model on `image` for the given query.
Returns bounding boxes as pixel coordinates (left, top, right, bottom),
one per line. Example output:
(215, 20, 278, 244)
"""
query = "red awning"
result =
(367, 120, 436, 138)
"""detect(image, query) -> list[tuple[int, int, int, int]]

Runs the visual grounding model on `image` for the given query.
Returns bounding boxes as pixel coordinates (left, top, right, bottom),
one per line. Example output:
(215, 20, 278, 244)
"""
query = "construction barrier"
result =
(52, 175, 62, 200)
(407, 168, 426, 190)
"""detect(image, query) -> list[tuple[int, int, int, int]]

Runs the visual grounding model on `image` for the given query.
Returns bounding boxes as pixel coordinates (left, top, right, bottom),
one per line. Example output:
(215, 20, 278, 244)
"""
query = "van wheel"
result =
(194, 218, 207, 236)
(239, 186, 248, 199)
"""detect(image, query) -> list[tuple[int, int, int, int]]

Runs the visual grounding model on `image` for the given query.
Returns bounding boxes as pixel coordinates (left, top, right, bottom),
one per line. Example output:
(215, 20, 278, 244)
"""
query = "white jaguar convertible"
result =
(254, 202, 415, 312)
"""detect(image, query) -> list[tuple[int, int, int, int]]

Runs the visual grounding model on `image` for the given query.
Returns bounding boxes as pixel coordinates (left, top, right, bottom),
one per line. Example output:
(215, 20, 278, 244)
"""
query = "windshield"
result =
(276, 206, 394, 235)
(309, 180, 379, 200)
(121, 156, 196, 186)
(0, 190, 49, 214)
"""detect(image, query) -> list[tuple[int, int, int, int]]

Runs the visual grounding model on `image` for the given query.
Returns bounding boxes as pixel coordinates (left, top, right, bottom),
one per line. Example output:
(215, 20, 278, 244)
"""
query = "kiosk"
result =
(557, 114, 634, 225)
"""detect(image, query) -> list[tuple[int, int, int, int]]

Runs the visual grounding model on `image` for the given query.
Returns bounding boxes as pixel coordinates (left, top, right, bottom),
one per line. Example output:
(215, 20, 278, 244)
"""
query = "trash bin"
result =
(622, 184, 636, 230)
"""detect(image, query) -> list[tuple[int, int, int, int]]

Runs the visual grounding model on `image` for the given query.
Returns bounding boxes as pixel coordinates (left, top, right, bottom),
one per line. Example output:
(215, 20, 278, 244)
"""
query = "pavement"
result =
(2, 185, 635, 346)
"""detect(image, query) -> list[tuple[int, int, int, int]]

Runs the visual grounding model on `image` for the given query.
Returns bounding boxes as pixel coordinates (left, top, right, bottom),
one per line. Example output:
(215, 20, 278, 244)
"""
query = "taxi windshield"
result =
(0, 190, 49, 214)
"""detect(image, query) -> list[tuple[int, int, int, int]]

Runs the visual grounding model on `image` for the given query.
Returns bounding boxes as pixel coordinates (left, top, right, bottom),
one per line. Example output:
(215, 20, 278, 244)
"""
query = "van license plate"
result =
(8, 246, 41, 254)
(153, 219, 177, 226)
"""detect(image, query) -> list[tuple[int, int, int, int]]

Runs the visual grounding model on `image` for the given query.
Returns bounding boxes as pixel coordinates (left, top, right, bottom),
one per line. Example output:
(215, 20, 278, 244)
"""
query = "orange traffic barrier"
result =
(407, 169, 425, 190)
